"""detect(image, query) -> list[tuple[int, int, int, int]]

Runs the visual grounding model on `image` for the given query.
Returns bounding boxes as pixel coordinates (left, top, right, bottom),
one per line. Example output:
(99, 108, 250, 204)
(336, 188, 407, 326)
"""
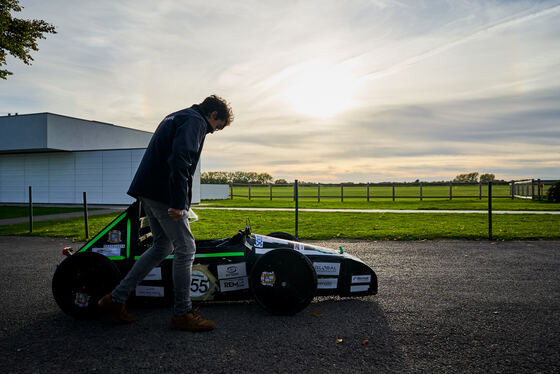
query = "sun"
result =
(282, 60, 358, 118)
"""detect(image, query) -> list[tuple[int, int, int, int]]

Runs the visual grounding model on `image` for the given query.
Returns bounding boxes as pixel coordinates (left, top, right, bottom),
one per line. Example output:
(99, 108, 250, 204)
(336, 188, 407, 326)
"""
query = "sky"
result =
(2, 0, 559, 182)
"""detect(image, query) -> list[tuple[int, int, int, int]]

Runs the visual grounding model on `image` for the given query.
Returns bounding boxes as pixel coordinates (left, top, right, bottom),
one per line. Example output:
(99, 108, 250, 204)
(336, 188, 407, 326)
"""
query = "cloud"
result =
(2, 0, 559, 181)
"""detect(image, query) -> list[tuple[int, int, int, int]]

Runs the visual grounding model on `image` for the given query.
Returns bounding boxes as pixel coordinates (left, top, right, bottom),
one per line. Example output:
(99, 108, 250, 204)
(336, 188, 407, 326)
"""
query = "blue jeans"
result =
(111, 197, 196, 316)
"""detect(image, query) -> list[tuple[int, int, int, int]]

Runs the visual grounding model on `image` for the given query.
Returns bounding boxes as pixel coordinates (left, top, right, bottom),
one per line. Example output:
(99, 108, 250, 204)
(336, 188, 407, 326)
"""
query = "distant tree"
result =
(453, 172, 479, 183)
(201, 171, 229, 184)
(255, 172, 273, 184)
(274, 179, 288, 184)
(479, 173, 496, 183)
(0, 0, 57, 79)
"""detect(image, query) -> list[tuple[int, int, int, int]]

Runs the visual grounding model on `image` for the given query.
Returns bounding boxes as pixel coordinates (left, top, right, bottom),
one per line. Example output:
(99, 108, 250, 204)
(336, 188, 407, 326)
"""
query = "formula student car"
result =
(52, 202, 378, 318)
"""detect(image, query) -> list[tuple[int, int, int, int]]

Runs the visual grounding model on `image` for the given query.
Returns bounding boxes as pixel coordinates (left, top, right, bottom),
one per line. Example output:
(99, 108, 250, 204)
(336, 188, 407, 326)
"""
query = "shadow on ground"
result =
(1, 297, 405, 373)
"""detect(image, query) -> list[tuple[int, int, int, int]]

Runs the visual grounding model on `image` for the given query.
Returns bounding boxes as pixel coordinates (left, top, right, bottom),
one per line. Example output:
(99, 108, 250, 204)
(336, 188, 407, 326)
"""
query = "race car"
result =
(52, 202, 378, 318)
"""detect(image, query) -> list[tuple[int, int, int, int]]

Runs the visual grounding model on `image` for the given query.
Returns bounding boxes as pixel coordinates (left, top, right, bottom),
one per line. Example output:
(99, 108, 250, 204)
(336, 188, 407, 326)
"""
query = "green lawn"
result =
(0, 212, 122, 241)
(1, 209, 558, 242)
(0, 205, 101, 220)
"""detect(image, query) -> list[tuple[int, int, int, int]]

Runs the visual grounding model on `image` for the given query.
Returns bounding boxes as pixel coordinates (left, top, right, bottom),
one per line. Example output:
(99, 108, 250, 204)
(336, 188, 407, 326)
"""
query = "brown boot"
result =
(171, 308, 215, 332)
(98, 294, 136, 324)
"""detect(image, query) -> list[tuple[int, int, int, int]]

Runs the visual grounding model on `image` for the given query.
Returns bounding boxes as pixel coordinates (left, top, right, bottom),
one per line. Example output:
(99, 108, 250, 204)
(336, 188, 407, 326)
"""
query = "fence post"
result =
(449, 181, 452, 200)
(392, 183, 395, 201)
(230, 184, 233, 199)
(341, 184, 344, 202)
(318, 184, 320, 203)
(28, 186, 33, 233)
(488, 182, 492, 240)
(510, 180, 514, 199)
(537, 179, 541, 200)
(420, 182, 423, 201)
(248, 183, 251, 200)
(270, 184, 272, 201)
(83, 191, 89, 239)
(531, 179, 535, 200)
(295, 180, 299, 239)
(479, 181, 482, 199)
(367, 183, 370, 202)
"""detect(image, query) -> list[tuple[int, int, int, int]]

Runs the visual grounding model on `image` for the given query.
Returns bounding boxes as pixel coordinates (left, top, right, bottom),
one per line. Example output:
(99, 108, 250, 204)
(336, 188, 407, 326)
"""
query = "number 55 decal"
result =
(190, 264, 216, 301)
(191, 277, 209, 293)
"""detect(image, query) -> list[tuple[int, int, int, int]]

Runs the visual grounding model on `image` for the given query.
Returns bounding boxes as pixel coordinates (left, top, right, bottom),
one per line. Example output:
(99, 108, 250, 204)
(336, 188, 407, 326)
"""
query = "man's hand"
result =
(168, 208, 185, 221)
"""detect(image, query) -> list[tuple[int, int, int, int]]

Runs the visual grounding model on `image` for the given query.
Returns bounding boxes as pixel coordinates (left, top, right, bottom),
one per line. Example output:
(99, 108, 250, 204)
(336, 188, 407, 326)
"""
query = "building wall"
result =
(0, 150, 143, 204)
(0, 150, 202, 205)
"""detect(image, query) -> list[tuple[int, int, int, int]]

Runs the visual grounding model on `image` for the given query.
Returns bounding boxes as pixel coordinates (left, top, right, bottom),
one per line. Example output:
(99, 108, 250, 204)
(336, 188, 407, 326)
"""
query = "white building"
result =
(0, 113, 201, 205)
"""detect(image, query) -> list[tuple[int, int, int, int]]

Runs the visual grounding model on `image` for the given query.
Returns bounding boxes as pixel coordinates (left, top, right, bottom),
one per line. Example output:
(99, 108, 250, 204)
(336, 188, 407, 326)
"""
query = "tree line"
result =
(201, 171, 274, 184)
(202, 171, 500, 185)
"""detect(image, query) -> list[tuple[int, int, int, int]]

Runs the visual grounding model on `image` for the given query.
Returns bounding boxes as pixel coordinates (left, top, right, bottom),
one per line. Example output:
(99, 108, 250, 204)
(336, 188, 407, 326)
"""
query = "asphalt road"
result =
(1, 236, 559, 373)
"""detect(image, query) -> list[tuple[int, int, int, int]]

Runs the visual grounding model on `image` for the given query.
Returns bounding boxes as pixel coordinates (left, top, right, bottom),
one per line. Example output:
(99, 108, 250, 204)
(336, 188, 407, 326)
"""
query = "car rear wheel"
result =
(52, 252, 121, 319)
(250, 248, 317, 315)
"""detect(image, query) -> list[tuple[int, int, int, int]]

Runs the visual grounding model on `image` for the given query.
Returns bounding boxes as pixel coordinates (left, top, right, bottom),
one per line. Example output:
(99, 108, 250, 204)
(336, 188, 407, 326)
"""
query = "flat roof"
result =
(0, 112, 153, 153)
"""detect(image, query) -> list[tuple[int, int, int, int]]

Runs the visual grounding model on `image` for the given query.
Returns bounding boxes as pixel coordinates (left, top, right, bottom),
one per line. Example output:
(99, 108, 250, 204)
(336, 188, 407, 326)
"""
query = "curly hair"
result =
(198, 95, 234, 126)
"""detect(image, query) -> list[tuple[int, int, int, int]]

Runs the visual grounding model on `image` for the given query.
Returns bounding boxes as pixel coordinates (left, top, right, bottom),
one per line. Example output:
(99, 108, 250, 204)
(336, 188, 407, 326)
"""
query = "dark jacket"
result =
(128, 105, 211, 210)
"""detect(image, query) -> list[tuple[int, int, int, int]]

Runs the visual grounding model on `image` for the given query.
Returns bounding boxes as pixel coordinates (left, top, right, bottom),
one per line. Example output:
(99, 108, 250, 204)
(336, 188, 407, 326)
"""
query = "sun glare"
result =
(282, 60, 357, 118)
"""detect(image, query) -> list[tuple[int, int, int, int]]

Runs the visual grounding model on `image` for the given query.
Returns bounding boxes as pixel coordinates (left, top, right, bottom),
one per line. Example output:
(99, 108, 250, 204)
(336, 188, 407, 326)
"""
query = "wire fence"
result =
(229, 180, 554, 201)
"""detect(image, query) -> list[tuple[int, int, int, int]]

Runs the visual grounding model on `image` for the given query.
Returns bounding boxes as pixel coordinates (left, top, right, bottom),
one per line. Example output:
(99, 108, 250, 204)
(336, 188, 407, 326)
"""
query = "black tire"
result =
(52, 252, 121, 319)
(250, 248, 317, 315)
(266, 232, 299, 242)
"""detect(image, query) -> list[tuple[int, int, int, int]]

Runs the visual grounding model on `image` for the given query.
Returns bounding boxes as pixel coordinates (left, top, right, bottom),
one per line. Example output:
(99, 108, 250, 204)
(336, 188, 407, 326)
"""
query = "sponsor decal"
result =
(313, 262, 341, 276)
(190, 264, 216, 301)
(260, 271, 276, 287)
(351, 275, 371, 284)
(317, 278, 338, 289)
(217, 262, 247, 280)
(219, 277, 249, 292)
(107, 230, 122, 244)
(73, 292, 90, 307)
(92, 245, 123, 257)
(254, 235, 264, 248)
(136, 285, 164, 297)
(143, 267, 162, 281)
(293, 243, 305, 251)
(350, 285, 369, 293)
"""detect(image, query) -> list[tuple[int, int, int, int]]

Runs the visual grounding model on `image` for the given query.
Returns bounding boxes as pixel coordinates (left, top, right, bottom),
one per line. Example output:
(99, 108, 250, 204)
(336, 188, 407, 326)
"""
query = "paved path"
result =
(196, 206, 560, 214)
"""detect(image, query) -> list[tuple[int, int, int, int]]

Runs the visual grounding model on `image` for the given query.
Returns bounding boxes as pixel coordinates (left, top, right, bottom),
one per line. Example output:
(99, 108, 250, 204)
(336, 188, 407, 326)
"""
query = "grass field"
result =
(1, 182, 557, 241)
(221, 184, 557, 211)
(203, 197, 559, 211)
(1, 208, 558, 242)
(0, 205, 100, 220)
(231, 183, 521, 199)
